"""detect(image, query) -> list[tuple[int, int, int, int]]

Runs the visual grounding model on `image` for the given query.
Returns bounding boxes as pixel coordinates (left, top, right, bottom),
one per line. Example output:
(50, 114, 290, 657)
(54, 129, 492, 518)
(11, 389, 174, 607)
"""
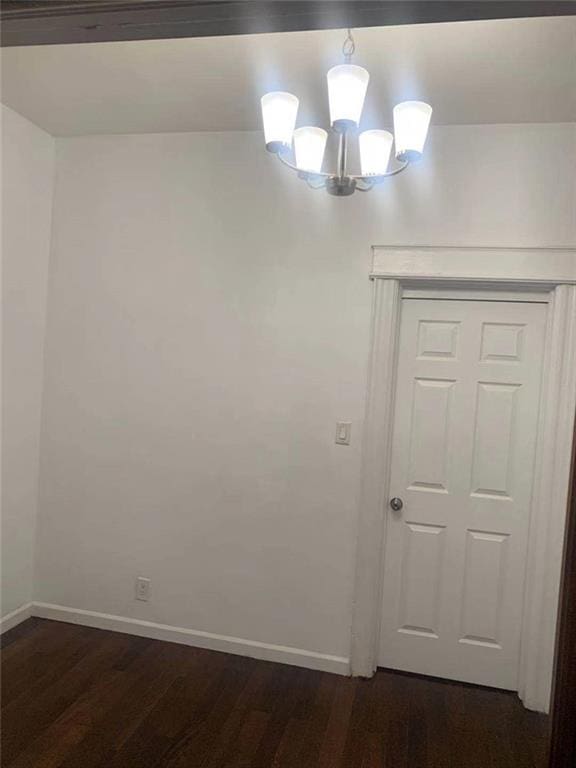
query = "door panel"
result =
(460, 529, 508, 647)
(408, 378, 454, 493)
(417, 320, 460, 359)
(378, 298, 546, 689)
(480, 322, 524, 362)
(470, 382, 519, 499)
(398, 521, 446, 637)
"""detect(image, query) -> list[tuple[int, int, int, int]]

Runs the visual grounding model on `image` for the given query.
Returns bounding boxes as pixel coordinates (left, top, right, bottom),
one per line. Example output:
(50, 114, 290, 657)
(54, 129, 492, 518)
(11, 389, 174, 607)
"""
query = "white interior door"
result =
(378, 297, 547, 689)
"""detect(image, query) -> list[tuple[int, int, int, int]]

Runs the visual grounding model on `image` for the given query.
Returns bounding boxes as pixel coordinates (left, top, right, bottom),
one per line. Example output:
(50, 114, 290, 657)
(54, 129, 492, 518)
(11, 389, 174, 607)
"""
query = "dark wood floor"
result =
(1, 619, 549, 768)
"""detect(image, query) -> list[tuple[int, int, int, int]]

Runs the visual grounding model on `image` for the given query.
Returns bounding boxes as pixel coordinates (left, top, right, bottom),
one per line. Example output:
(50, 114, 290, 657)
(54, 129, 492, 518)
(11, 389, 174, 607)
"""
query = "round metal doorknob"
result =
(389, 497, 404, 512)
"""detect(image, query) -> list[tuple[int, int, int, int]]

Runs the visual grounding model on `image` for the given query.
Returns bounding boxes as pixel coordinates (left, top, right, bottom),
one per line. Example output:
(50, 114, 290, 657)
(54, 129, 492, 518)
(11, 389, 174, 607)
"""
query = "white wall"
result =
(1, 105, 54, 618)
(36, 123, 575, 659)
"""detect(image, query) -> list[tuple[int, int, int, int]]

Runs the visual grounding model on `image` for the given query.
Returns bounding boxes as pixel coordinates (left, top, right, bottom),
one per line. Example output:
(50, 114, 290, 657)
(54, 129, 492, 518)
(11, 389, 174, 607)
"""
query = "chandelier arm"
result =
(275, 149, 299, 173)
(305, 178, 327, 190)
(355, 180, 375, 192)
(276, 147, 333, 179)
(275, 148, 411, 193)
(352, 161, 410, 183)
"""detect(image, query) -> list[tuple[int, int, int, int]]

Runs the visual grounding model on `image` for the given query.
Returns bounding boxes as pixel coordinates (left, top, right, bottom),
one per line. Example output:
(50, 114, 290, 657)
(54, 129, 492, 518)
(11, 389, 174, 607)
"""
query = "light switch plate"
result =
(335, 422, 352, 445)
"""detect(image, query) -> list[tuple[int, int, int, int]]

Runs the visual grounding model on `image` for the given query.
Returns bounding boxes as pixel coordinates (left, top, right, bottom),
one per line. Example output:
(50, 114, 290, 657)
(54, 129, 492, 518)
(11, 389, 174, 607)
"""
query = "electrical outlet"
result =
(135, 576, 151, 602)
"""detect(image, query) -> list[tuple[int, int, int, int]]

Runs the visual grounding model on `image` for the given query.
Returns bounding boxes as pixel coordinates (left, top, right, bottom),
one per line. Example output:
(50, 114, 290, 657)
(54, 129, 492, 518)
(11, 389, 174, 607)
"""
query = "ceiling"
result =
(2, 15, 575, 136)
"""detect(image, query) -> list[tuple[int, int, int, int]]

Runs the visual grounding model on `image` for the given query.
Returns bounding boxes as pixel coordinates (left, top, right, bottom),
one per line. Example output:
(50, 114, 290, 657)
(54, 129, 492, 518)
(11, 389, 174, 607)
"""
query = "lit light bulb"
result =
(293, 127, 328, 173)
(261, 92, 299, 153)
(359, 130, 394, 176)
(326, 65, 370, 130)
(393, 101, 432, 162)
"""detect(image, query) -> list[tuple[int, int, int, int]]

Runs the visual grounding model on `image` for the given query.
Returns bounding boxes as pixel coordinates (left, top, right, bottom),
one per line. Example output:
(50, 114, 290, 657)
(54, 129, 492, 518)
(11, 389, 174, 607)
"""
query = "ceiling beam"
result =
(2, 1, 576, 47)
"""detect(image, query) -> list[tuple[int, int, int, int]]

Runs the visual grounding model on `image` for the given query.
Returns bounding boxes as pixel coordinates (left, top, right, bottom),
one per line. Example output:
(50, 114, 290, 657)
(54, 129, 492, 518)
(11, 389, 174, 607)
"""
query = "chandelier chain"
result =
(342, 28, 355, 62)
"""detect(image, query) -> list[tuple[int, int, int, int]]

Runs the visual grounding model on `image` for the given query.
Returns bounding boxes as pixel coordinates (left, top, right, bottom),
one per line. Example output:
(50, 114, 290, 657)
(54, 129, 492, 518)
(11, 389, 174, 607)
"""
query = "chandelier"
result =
(260, 30, 432, 196)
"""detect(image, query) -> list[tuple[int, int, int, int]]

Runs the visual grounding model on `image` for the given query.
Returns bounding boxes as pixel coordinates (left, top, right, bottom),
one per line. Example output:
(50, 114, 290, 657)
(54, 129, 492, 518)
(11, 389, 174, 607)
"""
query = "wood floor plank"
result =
(317, 676, 357, 768)
(1, 622, 93, 708)
(0, 618, 43, 652)
(248, 666, 317, 767)
(269, 717, 308, 768)
(105, 654, 231, 768)
(2, 628, 132, 765)
(295, 674, 339, 767)
(0, 619, 551, 768)
(161, 657, 259, 768)
(201, 664, 271, 768)
(26, 640, 200, 768)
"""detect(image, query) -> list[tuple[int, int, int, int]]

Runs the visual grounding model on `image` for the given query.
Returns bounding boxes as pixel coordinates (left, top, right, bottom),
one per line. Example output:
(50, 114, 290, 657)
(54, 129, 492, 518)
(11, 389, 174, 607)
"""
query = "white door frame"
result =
(350, 247, 576, 713)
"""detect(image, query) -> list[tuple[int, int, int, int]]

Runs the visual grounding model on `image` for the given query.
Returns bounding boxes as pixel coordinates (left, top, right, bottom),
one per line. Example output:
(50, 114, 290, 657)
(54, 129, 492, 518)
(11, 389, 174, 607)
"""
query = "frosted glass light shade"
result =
(327, 64, 370, 129)
(359, 130, 394, 176)
(293, 126, 327, 173)
(393, 101, 432, 162)
(261, 92, 299, 152)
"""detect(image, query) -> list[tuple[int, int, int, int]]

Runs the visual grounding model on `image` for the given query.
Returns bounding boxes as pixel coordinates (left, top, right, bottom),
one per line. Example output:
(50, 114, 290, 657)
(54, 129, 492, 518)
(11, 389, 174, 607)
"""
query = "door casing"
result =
(351, 246, 576, 713)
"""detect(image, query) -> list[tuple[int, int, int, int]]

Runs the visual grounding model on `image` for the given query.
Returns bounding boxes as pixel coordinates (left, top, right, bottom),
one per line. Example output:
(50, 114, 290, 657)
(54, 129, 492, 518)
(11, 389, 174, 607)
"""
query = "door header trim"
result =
(371, 247, 576, 287)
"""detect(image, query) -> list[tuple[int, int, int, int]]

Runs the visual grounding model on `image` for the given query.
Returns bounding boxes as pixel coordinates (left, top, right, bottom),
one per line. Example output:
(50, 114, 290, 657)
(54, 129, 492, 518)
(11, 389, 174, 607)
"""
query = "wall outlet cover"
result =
(135, 576, 151, 602)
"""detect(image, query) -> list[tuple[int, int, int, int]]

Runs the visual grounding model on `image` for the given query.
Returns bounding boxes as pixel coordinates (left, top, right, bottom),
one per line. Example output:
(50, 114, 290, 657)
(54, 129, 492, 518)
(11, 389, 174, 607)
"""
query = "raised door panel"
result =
(480, 322, 525, 363)
(470, 382, 519, 500)
(397, 522, 446, 638)
(417, 320, 460, 360)
(407, 378, 455, 495)
(460, 530, 509, 648)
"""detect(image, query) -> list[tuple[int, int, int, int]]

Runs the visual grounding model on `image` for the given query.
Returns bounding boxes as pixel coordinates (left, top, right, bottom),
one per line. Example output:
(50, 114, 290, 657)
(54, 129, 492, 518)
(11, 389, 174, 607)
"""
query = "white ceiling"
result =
(2, 16, 575, 136)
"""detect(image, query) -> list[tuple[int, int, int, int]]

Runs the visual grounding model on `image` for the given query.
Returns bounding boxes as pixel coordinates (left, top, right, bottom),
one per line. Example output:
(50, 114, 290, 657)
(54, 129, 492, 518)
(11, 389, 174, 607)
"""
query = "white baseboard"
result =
(1, 602, 33, 634)
(31, 603, 350, 676)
